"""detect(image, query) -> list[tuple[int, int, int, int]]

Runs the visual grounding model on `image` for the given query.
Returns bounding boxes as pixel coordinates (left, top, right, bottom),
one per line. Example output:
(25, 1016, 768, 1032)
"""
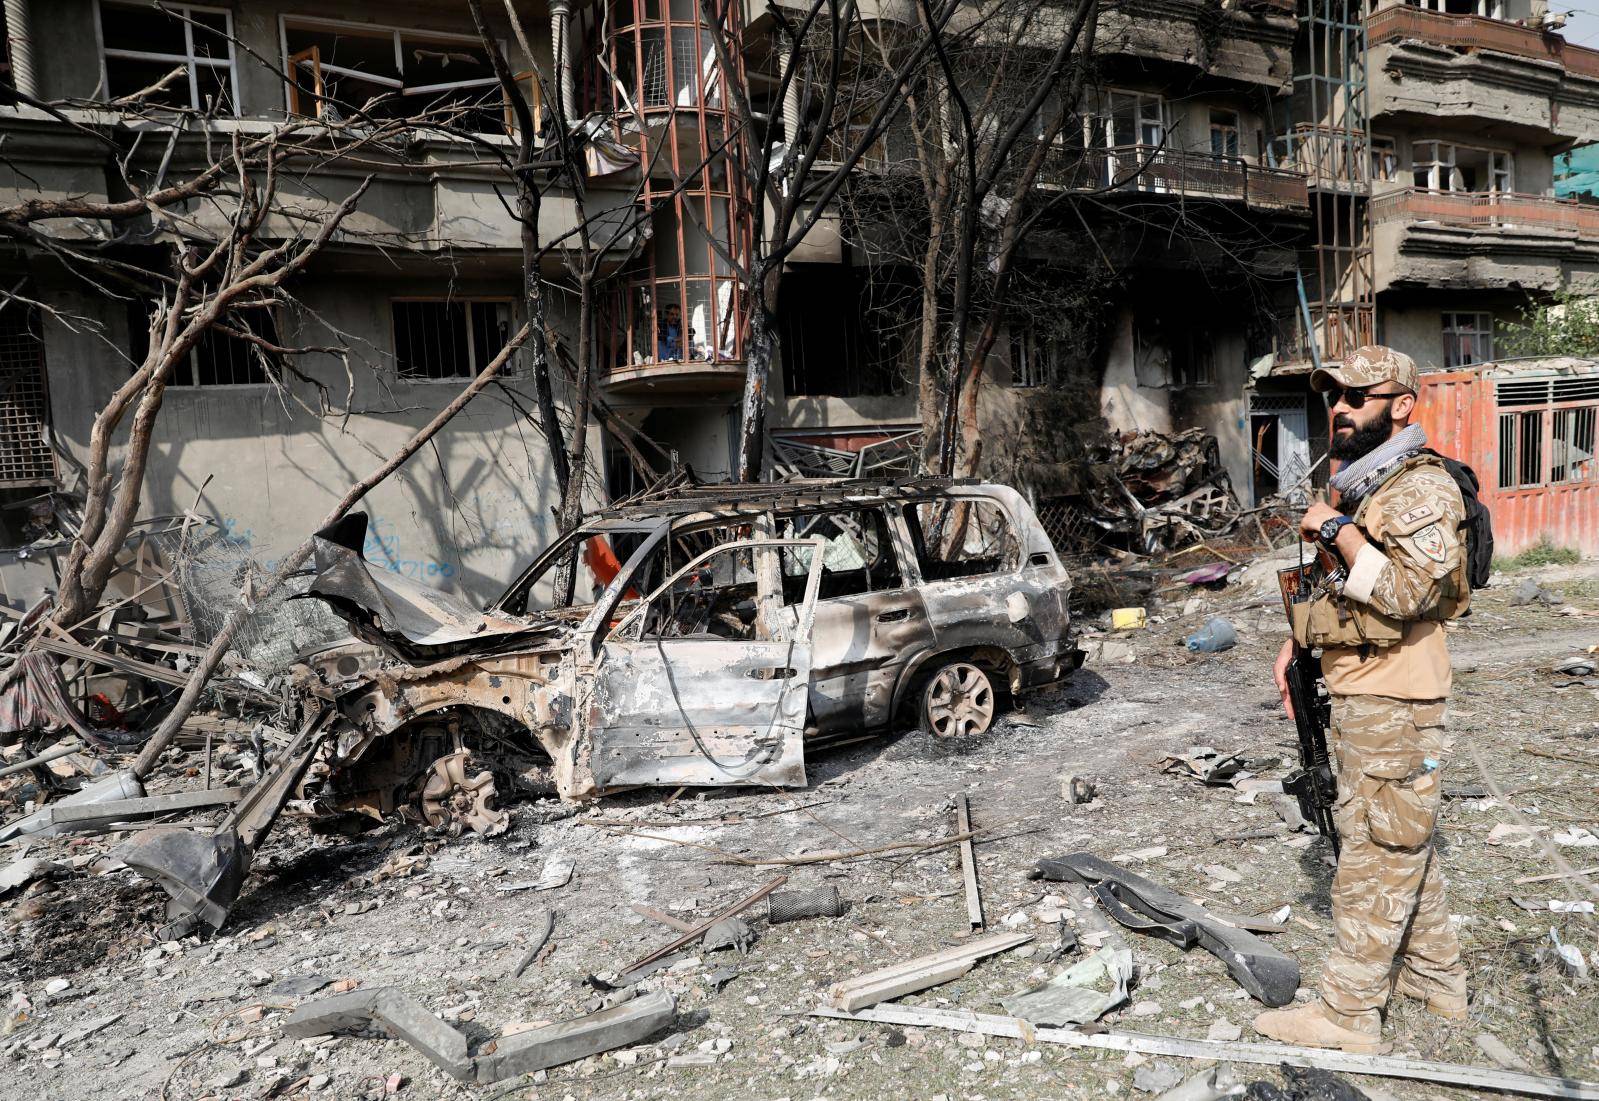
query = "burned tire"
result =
(921, 661, 997, 738)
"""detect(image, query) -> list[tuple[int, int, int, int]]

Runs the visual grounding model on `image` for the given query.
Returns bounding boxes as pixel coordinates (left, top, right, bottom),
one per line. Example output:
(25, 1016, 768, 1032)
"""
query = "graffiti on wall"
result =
(221, 514, 457, 581)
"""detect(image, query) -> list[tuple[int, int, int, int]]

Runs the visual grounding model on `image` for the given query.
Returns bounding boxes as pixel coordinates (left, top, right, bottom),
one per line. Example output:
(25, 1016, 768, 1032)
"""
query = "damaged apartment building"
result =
(1, 0, 1598, 605)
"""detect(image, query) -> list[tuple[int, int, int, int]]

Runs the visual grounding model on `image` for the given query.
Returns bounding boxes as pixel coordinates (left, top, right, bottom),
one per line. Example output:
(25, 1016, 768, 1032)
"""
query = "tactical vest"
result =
(1291, 454, 1471, 651)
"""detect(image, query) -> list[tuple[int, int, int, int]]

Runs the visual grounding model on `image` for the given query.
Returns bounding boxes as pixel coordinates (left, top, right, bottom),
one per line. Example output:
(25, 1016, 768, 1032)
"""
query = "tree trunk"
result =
(734, 289, 776, 483)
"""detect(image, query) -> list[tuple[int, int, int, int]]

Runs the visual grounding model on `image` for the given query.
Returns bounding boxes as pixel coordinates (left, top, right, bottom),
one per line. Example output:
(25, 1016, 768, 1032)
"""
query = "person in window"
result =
(657, 303, 685, 361)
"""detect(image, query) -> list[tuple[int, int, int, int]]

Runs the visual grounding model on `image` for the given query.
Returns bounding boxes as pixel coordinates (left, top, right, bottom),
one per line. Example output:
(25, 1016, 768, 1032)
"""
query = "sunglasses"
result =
(1324, 386, 1408, 409)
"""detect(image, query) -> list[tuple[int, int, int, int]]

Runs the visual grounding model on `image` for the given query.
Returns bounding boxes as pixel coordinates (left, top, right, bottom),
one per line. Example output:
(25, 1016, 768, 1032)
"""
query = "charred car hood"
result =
(306, 513, 554, 656)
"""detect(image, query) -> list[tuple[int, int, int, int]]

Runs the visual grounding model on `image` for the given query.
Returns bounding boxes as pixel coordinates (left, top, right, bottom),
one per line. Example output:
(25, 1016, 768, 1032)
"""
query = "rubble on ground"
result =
(0, 496, 1595, 1100)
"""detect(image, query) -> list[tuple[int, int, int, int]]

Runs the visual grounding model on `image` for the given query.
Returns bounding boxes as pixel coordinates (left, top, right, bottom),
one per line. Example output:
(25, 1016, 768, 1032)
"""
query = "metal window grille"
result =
(0, 305, 56, 488)
(1443, 312, 1493, 369)
(1498, 409, 1544, 489)
(393, 299, 512, 380)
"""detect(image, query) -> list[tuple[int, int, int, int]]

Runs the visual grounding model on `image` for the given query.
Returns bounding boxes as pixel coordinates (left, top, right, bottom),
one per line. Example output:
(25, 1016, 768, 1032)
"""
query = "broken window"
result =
(284, 18, 505, 132)
(1370, 136, 1398, 182)
(1442, 311, 1493, 369)
(777, 508, 903, 602)
(392, 299, 513, 381)
(100, 1, 236, 113)
(1412, 141, 1512, 193)
(636, 543, 764, 642)
(907, 499, 1020, 581)
(1170, 332, 1214, 387)
(1209, 110, 1240, 158)
(1551, 405, 1597, 483)
(777, 265, 906, 396)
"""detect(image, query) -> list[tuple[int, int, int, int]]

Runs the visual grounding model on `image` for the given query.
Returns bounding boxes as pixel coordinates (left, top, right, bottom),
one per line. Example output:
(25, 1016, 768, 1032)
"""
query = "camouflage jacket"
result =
(1341, 454, 1469, 622)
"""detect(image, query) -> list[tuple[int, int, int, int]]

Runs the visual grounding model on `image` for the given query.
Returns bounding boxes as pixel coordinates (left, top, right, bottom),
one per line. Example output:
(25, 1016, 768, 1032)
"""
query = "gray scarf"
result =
(1329, 423, 1428, 504)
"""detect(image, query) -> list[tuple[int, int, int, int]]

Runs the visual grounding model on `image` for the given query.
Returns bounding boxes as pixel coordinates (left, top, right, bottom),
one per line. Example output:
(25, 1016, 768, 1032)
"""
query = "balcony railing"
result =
(1268, 125, 1370, 188)
(1371, 186, 1599, 238)
(1040, 144, 1309, 210)
(1367, 5, 1599, 79)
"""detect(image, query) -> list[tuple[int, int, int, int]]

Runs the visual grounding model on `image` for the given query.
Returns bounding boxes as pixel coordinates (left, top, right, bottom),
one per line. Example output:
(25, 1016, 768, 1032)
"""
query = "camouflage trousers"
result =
(1319, 694, 1466, 1031)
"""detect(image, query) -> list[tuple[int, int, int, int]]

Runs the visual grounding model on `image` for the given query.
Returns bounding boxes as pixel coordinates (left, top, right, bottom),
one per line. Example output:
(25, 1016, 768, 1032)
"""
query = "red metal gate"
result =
(1417, 365, 1599, 556)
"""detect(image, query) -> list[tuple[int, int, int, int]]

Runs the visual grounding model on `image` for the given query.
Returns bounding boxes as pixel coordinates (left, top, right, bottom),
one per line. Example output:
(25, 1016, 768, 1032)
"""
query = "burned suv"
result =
(124, 480, 1075, 933)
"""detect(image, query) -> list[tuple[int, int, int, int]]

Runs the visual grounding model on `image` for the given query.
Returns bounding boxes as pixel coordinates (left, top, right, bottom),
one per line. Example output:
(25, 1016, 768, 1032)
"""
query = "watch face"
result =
(1320, 518, 1342, 542)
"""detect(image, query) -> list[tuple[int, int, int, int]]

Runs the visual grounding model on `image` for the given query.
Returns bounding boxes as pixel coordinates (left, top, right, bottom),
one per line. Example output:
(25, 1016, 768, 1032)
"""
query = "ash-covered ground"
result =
(3, 558, 1596, 1101)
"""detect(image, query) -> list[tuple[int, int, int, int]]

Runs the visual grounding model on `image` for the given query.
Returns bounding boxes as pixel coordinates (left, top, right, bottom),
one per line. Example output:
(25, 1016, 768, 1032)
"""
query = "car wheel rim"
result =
(926, 663, 995, 738)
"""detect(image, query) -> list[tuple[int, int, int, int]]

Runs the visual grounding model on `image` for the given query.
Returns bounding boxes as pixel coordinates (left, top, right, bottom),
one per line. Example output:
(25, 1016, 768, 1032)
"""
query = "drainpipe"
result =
(782, 43, 802, 148)
(5, 0, 40, 100)
(549, 0, 576, 122)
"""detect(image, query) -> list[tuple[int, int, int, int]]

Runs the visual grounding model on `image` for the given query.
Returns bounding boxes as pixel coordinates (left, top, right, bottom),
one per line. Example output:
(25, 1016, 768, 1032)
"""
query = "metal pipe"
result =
(549, 0, 575, 122)
(0, 740, 82, 779)
(4, 0, 40, 99)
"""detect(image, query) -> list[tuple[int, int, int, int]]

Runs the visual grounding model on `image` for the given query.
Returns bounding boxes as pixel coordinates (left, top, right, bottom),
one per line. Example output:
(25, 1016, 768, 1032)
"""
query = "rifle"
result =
(1277, 549, 1341, 857)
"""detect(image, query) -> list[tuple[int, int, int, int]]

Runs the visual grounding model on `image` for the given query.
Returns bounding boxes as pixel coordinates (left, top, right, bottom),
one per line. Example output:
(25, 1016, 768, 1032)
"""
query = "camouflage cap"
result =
(1309, 345, 1418, 394)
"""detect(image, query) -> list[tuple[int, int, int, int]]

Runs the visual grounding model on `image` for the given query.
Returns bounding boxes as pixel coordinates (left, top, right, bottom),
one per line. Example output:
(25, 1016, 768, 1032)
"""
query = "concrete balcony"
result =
(1365, 6, 1599, 142)
(601, 358, 748, 397)
(1097, 0, 1296, 92)
(1039, 145, 1310, 212)
(1370, 185, 1599, 293)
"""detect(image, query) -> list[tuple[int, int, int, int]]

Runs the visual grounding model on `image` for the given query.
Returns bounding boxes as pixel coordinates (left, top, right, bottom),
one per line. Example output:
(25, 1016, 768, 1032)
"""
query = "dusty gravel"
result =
(2, 557, 1596, 1101)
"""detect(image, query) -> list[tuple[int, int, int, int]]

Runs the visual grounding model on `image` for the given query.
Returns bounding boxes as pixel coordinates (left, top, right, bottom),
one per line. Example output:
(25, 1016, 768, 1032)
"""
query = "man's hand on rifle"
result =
(1274, 637, 1296, 721)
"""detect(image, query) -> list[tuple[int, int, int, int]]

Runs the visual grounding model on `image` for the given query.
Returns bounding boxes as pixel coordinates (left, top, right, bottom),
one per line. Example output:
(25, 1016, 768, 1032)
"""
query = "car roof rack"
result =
(586, 476, 984, 523)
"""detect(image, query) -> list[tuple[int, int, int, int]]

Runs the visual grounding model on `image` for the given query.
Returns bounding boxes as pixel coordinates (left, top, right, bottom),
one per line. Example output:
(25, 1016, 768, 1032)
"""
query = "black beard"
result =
(1330, 415, 1393, 461)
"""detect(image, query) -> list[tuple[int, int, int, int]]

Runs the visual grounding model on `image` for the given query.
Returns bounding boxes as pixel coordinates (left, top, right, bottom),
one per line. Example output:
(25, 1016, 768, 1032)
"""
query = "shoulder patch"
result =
(1407, 522, 1447, 564)
(1399, 504, 1437, 527)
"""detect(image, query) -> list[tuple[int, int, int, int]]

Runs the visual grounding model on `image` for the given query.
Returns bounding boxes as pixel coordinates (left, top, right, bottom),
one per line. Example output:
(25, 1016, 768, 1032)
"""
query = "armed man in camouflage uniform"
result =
(1254, 346, 1471, 1055)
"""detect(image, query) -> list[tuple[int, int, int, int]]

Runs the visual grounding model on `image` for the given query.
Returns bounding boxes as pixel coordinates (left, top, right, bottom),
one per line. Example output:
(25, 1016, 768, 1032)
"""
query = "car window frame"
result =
(902, 492, 1024, 583)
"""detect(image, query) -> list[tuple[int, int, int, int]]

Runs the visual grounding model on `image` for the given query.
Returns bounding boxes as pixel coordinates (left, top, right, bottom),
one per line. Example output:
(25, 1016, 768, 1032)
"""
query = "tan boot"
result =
(1252, 1003, 1391, 1054)
(1392, 971, 1469, 1021)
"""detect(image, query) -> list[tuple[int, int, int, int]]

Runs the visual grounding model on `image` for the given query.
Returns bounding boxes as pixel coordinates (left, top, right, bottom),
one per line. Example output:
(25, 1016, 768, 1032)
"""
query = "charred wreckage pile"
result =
(0, 433, 1294, 941)
(0, 477, 1081, 938)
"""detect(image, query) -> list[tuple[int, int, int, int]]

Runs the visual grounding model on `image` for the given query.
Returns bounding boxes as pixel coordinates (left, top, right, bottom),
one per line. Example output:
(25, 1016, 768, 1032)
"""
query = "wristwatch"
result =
(1318, 515, 1354, 548)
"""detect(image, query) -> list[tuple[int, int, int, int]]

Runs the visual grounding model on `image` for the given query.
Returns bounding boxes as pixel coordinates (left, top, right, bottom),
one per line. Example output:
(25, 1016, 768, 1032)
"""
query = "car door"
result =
(581, 538, 825, 791)
(777, 506, 935, 733)
(906, 492, 1056, 658)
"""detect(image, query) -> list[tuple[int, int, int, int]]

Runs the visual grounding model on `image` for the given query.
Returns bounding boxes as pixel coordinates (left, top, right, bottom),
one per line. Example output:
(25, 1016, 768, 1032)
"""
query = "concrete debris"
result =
(1134, 1062, 1188, 1094)
(823, 931, 1034, 1012)
(0, 855, 60, 895)
(284, 986, 674, 1084)
(1155, 1067, 1246, 1101)
(1160, 747, 1248, 786)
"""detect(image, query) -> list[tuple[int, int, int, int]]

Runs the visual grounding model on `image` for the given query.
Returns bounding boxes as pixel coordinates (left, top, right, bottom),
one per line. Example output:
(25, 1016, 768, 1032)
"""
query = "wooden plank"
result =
(955, 793, 984, 931)
(621, 875, 787, 976)
(630, 904, 697, 933)
(822, 931, 1033, 1012)
(813, 1005, 1599, 1100)
(49, 787, 245, 827)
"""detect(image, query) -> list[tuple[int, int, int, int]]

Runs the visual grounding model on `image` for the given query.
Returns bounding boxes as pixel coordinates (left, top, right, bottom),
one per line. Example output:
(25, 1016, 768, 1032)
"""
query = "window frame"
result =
(97, 0, 240, 115)
(279, 14, 518, 135)
(390, 296, 516, 383)
(1411, 139, 1514, 193)
(1208, 109, 1241, 159)
(1442, 311, 1494, 370)
(904, 494, 1023, 583)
